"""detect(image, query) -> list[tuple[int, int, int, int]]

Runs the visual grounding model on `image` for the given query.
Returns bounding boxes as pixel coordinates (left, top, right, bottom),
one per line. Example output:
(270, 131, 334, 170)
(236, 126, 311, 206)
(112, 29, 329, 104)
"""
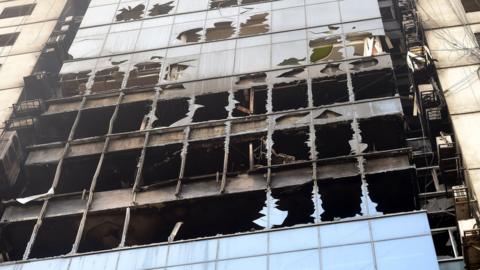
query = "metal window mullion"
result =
(22, 96, 87, 260)
(132, 87, 161, 200)
(70, 92, 125, 254)
(220, 85, 235, 193)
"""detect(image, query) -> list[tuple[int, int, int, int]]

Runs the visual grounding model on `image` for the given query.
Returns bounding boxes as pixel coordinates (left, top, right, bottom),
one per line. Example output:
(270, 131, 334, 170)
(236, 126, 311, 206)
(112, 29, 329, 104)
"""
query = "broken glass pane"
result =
(148, 0, 176, 16)
(116, 3, 146, 21)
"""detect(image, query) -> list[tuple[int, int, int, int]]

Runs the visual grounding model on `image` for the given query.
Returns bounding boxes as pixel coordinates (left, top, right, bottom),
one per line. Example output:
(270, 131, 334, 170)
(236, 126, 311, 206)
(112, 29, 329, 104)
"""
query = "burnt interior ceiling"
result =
(142, 144, 182, 186)
(153, 98, 189, 127)
(0, 220, 35, 261)
(184, 139, 225, 179)
(315, 122, 354, 159)
(318, 176, 363, 221)
(272, 80, 308, 112)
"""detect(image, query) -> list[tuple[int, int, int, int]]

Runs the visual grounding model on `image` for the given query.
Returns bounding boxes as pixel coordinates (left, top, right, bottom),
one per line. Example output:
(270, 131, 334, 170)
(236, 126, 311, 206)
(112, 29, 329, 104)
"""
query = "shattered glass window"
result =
(116, 2, 146, 22)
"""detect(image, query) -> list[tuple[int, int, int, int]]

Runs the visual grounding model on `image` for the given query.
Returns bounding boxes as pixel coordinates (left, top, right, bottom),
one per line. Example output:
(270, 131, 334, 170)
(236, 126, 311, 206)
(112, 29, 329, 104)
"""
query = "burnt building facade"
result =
(0, 0, 474, 269)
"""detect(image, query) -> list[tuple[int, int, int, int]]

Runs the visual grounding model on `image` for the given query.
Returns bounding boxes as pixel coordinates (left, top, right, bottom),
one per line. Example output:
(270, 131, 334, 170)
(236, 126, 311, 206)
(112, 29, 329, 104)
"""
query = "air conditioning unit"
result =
(0, 131, 23, 189)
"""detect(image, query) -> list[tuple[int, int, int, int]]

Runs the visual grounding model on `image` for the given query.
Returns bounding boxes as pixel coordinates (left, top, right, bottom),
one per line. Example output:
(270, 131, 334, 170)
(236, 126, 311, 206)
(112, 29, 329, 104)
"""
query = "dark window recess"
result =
(352, 70, 395, 100)
(74, 107, 115, 139)
(379, 7, 394, 20)
(174, 191, 265, 240)
(315, 122, 354, 159)
(0, 220, 35, 261)
(29, 216, 80, 259)
(17, 164, 56, 197)
(312, 75, 349, 107)
(366, 170, 416, 214)
(96, 150, 141, 192)
(126, 191, 265, 245)
(475, 32, 480, 46)
(0, 4, 35, 19)
(34, 111, 77, 144)
(272, 80, 308, 112)
(272, 129, 310, 165)
(78, 211, 125, 253)
(359, 116, 406, 152)
(126, 62, 161, 88)
(184, 140, 225, 179)
(461, 0, 480, 12)
(233, 86, 267, 117)
(272, 183, 315, 227)
(228, 134, 267, 174)
(56, 155, 101, 194)
(318, 176, 363, 221)
(125, 206, 177, 246)
(142, 144, 183, 186)
(0, 32, 19, 47)
(113, 101, 151, 133)
(192, 92, 229, 122)
(153, 98, 189, 127)
(91, 67, 125, 93)
(432, 230, 461, 259)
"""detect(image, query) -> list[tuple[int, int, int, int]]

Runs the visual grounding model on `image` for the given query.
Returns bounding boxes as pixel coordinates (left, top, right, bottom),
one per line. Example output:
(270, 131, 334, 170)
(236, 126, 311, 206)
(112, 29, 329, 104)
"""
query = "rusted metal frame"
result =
(132, 85, 161, 201)
(175, 126, 191, 196)
(220, 87, 235, 193)
(119, 207, 130, 248)
(247, 82, 256, 171)
(70, 92, 125, 254)
(22, 96, 88, 260)
(265, 83, 273, 188)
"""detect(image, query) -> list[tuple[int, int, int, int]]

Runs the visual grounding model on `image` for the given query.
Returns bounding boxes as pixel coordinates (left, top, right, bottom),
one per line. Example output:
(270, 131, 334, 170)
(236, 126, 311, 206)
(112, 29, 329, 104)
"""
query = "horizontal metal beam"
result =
(3, 153, 412, 223)
(26, 97, 404, 166)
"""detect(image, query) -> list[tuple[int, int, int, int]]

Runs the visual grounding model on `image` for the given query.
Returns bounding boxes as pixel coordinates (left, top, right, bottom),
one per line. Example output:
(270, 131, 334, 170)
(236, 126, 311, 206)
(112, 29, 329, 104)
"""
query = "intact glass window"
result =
(0, 4, 36, 19)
